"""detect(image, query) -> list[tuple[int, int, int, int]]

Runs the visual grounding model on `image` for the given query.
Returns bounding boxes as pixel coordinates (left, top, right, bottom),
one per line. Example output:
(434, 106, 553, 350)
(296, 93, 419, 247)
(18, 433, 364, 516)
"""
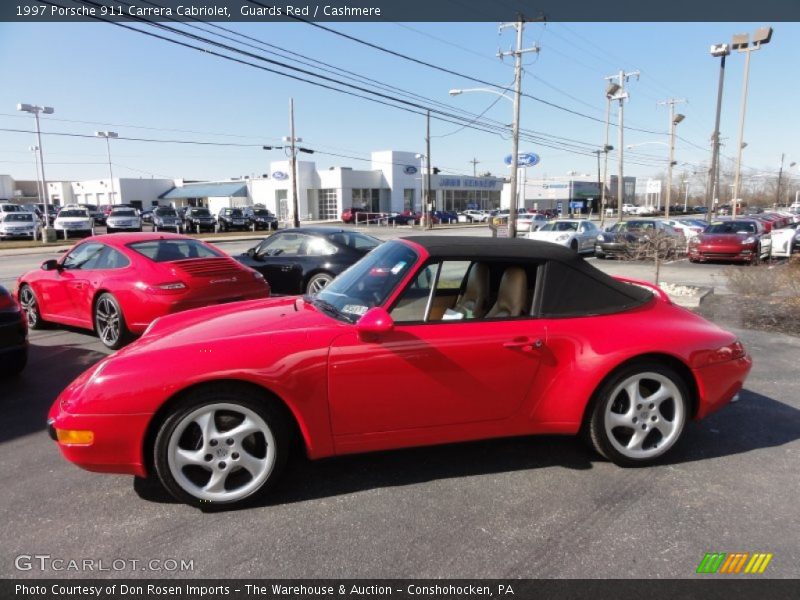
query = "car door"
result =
(327, 260, 547, 436)
(246, 232, 309, 294)
(60, 242, 106, 324)
(65, 245, 131, 326)
(578, 221, 597, 251)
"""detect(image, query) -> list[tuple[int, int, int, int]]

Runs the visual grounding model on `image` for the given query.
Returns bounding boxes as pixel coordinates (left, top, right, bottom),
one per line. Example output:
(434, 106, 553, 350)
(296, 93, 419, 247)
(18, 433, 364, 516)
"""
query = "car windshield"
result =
(627, 221, 655, 230)
(228, 209, 243, 217)
(327, 231, 381, 251)
(0, 205, 23, 212)
(3, 213, 33, 222)
(154, 208, 176, 216)
(253, 209, 272, 216)
(128, 239, 223, 262)
(313, 240, 418, 321)
(706, 221, 757, 234)
(111, 209, 136, 217)
(191, 209, 211, 217)
(59, 210, 88, 218)
(540, 221, 578, 232)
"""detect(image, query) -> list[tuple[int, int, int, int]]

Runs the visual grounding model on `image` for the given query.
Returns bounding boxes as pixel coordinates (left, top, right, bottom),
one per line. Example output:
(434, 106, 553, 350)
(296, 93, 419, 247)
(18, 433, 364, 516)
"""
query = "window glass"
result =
(390, 263, 438, 322)
(315, 241, 418, 318)
(3, 213, 34, 222)
(94, 247, 131, 270)
(110, 209, 136, 217)
(128, 239, 223, 262)
(62, 243, 105, 270)
(257, 233, 309, 257)
(58, 210, 89, 218)
(706, 221, 757, 234)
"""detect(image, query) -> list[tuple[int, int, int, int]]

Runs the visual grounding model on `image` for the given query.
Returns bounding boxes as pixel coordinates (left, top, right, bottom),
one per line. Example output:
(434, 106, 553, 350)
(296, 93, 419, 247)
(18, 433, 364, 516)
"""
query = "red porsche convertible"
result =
(18, 232, 270, 349)
(48, 237, 751, 508)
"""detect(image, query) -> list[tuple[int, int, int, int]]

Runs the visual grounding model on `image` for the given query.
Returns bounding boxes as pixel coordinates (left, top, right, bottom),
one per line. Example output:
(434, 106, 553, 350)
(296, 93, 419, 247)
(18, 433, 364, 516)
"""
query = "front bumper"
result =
(688, 246, 755, 262)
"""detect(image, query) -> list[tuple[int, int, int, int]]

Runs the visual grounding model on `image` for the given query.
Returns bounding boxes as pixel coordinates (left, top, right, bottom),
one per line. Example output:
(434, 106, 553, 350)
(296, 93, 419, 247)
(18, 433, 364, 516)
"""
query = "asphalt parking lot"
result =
(1, 226, 798, 579)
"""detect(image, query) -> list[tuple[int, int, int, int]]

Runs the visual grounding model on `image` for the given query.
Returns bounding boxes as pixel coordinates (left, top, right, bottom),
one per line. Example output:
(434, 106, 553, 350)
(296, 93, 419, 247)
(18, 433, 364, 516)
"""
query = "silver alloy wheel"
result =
(603, 372, 686, 460)
(19, 287, 38, 327)
(95, 296, 121, 347)
(167, 403, 276, 503)
(307, 274, 333, 295)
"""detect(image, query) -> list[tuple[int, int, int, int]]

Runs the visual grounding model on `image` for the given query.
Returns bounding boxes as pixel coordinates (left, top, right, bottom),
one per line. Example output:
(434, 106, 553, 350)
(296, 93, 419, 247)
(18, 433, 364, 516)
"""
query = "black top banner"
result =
(3, 0, 800, 22)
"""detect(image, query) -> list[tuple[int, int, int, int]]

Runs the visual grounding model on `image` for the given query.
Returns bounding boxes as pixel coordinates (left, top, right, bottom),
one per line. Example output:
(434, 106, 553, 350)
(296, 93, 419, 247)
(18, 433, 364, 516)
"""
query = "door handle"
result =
(503, 338, 543, 352)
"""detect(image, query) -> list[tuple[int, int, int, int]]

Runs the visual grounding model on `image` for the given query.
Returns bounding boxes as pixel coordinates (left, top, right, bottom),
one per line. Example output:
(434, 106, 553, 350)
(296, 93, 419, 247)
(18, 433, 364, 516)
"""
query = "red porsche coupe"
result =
(18, 232, 270, 349)
(48, 237, 751, 508)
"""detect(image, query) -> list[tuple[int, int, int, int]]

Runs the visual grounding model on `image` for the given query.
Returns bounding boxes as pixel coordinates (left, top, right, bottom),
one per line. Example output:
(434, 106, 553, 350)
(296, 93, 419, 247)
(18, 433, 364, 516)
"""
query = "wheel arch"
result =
(302, 269, 335, 292)
(141, 378, 308, 478)
(580, 352, 700, 430)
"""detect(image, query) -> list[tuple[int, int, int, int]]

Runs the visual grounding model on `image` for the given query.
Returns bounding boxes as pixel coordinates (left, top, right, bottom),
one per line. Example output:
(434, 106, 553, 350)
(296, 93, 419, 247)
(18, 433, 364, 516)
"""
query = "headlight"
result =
(596, 234, 605, 241)
(741, 236, 756, 245)
(555, 234, 570, 242)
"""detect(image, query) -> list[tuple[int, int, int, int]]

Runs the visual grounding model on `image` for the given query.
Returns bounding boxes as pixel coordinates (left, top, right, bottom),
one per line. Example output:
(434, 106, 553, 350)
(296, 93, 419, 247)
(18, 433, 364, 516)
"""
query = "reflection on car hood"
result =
(131, 296, 342, 353)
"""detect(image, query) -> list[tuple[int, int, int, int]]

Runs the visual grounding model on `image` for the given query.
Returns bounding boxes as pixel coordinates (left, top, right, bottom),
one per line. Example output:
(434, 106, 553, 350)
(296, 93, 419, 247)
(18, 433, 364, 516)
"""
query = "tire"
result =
(305, 272, 334, 295)
(570, 240, 579, 252)
(19, 285, 47, 330)
(106, 228, 114, 234)
(750, 246, 761, 266)
(93, 292, 131, 350)
(586, 362, 689, 467)
(152, 385, 288, 508)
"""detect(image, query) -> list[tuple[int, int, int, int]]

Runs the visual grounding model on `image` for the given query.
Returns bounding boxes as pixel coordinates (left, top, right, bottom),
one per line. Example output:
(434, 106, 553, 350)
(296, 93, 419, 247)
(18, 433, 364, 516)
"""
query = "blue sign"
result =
(271, 171, 288, 180)
(403, 165, 418, 175)
(570, 201, 584, 209)
(556, 201, 563, 213)
(504, 152, 540, 167)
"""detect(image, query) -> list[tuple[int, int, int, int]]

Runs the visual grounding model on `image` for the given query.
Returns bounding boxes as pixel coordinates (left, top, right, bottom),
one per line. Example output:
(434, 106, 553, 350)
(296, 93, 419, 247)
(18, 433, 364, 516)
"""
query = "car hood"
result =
(698, 233, 750, 245)
(128, 296, 343, 353)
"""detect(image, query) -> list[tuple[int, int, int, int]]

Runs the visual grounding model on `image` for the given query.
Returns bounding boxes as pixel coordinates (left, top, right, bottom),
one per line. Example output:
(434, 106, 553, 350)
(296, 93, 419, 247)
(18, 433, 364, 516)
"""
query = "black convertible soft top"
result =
(402, 236, 653, 317)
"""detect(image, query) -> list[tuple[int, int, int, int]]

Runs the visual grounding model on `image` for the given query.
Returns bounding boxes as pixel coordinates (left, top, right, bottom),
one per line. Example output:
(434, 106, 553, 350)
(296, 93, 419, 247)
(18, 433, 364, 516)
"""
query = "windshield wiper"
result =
(304, 295, 356, 323)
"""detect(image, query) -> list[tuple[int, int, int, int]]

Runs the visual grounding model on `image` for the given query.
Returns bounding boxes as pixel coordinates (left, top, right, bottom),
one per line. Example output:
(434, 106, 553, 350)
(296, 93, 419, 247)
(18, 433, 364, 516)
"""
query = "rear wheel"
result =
(94, 293, 131, 350)
(153, 387, 288, 508)
(587, 362, 689, 466)
(19, 285, 46, 330)
(306, 272, 334, 295)
(570, 239, 579, 252)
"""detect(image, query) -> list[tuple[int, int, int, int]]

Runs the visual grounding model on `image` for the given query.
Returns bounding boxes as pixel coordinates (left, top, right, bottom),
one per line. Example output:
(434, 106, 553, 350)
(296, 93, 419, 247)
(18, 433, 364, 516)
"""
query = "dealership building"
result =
(501, 175, 637, 213)
(250, 150, 504, 221)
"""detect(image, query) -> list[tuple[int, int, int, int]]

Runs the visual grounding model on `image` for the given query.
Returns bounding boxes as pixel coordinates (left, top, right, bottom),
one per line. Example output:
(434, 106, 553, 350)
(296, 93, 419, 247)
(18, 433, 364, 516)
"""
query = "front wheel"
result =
(586, 363, 689, 466)
(94, 293, 131, 350)
(153, 387, 288, 508)
(306, 272, 334, 295)
(19, 285, 46, 330)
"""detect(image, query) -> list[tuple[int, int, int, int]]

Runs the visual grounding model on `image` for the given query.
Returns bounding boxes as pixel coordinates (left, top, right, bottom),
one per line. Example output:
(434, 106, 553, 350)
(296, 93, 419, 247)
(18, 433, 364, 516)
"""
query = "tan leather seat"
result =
(453, 262, 489, 318)
(485, 267, 528, 318)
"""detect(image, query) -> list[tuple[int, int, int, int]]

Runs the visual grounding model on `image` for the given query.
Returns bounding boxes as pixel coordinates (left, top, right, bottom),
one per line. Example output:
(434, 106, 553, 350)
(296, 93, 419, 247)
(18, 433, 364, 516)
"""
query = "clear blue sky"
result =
(0, 20, 797, 187)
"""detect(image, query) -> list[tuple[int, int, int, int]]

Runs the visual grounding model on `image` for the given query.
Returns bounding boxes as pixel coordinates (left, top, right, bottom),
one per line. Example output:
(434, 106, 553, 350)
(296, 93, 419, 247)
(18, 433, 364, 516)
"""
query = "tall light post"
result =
(776, 154, 796, 206)
(658, 100, 686, 219)
(28, 145, 44, 205)
(594, 145, 614, 223)
(415, 152, 428, 226)
(706, 43, 730, 222)
(95, 131, 119, 205)
(600, 85, 616, 226)
(17, 103, 54, 242)
(683, 180, 691, 212)
(731, 26, 773, 219)
(604, 71, 639, 221)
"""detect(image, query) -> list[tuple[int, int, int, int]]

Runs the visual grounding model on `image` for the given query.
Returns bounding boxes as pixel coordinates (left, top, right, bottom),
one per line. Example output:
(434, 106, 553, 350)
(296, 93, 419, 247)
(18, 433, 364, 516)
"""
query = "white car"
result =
(0, 211, 40, 240)
(458, 209, 489, 223)
(54, 207, 94, 237)
(526, 218, 599, 253)
(105, 207, 142, 233)
(515, 213, 548, 236)
(662, 218, 705, 240)
(770, 222, 800, 258)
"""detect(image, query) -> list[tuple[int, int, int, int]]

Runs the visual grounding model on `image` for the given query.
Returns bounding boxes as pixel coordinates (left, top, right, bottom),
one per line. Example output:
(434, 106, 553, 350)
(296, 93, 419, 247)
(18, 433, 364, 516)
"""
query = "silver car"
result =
(106, 208, 142, 233)
(0, 212, 40, 240)
(525, 219, 599, 253)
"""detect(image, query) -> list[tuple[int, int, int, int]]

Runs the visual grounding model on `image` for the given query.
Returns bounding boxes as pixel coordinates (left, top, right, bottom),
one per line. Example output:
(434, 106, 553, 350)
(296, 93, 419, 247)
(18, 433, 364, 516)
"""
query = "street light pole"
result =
(600, 93, 612, 226)
(29, 145, 44, 205)
(17, 103, 55, 242)
(605, 71, 638, 221)
(706, 43, 730, 223)
(731, 27, 773, 220)
(95, 131, 119, 205)
(658, 99, 686, 219)
(287, 98, 300, 228)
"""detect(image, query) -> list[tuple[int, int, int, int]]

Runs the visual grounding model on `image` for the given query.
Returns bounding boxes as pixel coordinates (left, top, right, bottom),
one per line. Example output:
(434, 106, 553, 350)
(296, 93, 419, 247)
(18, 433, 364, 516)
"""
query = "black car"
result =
(234, 227, 381, 295)
(595, 219, 681, 259)
(243, 206, 278, 231)
(152, 206, 182, 232)
(183, 207, 216, 233)
(35, 203, 59, 226)
(140, 209, 155, 224)
(0, 285, 27, 376)
(217, 207, 250, 232)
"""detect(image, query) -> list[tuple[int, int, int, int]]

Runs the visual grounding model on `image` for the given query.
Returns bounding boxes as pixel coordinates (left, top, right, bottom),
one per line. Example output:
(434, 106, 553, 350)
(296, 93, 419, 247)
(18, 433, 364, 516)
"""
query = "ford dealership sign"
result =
(404, 165, 418, 175)
(504, 152, 540, 167)
(272, 171, 289, 180)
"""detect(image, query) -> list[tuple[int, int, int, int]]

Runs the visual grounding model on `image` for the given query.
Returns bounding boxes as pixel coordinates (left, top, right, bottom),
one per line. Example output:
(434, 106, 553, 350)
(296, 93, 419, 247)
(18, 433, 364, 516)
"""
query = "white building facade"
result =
(54, 178, 176, 209)
(250, 150, 504, 221)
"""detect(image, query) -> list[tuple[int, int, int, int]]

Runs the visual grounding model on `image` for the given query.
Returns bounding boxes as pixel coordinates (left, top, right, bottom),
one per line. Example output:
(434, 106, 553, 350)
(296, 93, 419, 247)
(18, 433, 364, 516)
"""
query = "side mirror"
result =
(41, 259, 60, 271)
(356, 307, 394, 340)
(246, 247, 256, 257)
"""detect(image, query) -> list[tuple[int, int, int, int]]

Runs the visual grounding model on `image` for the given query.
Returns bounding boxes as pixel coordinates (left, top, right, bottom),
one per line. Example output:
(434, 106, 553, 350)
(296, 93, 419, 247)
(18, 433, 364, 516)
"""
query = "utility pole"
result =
(425, 110, 433, 229)
(470, 157, 480, 177)
(499, 16, 540, 238)
(658, 99, 686, 219)
(288, 98, 300, 228)
(600, 92, 612, 227)
(605, 70, 638, 221)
